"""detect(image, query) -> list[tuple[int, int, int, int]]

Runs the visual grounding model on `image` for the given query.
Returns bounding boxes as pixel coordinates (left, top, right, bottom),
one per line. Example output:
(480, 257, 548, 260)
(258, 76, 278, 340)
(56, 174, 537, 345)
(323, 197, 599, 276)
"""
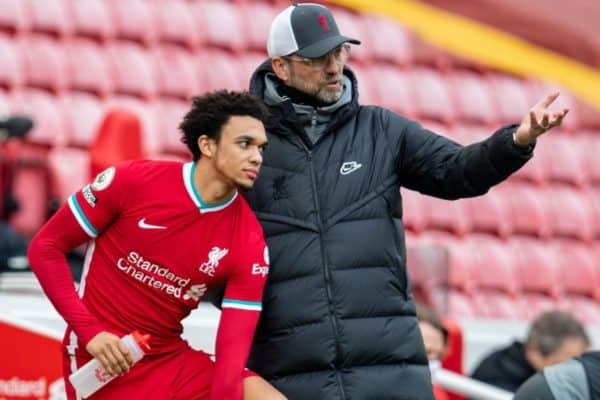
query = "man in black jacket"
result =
(242, 3, 569, 399)
(471, 311, 589, 392)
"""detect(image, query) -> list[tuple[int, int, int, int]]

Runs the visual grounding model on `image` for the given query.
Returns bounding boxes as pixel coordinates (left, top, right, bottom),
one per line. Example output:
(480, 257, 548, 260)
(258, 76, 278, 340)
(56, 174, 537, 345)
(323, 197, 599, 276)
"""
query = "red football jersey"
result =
(66, 160, 269, 352)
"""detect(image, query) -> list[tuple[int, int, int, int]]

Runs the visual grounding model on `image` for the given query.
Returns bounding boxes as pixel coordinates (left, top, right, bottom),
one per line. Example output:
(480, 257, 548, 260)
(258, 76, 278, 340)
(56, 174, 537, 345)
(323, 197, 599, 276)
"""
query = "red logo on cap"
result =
(318, 14, 331, 32)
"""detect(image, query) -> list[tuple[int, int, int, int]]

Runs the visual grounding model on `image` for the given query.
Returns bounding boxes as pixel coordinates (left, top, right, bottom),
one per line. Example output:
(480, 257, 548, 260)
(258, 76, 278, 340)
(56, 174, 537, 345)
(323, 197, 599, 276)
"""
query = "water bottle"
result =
(69, 331, 151, 398)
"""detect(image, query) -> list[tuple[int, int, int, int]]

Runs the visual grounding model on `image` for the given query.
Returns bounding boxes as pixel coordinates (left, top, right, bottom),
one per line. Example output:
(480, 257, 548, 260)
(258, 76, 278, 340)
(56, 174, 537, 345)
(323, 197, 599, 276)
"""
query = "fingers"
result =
(98, 341, 132, 376)
(86, 332, 134, 377)
(537, 91, 560, 109)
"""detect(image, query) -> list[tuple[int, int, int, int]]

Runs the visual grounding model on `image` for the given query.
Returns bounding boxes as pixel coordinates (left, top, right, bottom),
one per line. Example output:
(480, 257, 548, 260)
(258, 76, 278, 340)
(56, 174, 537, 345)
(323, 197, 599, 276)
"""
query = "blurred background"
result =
(1, 0, 599, 399)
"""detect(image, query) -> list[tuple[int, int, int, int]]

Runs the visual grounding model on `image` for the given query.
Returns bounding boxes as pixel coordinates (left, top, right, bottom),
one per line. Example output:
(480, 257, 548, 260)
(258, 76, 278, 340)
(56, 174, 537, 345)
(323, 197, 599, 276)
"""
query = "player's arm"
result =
(28, 165, 135, 375)
(28, 204, 104, 344)
(209, 243, 269, 400)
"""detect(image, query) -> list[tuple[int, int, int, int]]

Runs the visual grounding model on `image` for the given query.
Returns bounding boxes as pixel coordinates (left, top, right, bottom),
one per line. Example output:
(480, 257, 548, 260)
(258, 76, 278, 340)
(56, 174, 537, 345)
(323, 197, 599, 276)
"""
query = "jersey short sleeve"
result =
(221, 223, 269, 312)
(67, 163, 133, 238)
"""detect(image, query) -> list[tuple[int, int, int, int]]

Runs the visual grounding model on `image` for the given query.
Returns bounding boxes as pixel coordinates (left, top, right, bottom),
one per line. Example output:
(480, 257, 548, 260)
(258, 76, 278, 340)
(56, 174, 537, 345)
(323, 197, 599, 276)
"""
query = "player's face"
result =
(212, 115, 267, 190)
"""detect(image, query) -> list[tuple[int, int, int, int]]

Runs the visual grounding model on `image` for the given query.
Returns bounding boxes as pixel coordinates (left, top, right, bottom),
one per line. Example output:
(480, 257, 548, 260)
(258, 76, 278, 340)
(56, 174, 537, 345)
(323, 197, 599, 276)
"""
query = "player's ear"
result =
(198, 135, 216, 158)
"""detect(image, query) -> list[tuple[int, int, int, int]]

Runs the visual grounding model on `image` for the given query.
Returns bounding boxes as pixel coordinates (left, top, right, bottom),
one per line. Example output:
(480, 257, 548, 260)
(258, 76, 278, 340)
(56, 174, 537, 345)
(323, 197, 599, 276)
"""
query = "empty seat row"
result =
(402, 183, 600, 241)
(0, 0, 274, 52)
(407, 234, 600, 323)
(0, 35, 257, 99)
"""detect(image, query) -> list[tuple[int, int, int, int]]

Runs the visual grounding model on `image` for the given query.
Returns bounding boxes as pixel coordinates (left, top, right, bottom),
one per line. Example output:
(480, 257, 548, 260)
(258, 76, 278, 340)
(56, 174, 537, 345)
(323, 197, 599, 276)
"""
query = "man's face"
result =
(211, 115, 267, 190)
(419, 321, 446, 361)
(280, 45, 349, 104)
(527, 336, 589, 370)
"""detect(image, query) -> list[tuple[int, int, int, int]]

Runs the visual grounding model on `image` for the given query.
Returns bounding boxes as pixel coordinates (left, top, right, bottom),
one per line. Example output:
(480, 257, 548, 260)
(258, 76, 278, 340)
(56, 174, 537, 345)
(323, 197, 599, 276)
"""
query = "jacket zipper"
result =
(304, 145, 347, 400)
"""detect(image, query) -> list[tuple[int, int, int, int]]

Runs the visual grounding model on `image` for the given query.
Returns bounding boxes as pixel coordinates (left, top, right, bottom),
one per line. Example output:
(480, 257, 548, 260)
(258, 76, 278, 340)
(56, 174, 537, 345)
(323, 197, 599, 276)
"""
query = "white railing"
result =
(432, 368, 513, 400)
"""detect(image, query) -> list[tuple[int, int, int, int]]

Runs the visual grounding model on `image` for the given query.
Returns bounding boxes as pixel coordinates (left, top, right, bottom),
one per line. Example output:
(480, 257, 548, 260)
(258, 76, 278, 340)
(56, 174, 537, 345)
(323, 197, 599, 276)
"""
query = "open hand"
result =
(513, 92, 569, 147)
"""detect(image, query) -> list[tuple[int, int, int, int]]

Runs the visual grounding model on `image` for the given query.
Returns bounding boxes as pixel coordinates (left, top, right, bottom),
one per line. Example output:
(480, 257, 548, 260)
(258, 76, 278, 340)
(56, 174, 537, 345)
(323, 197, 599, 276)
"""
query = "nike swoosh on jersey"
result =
(137, 218, 167, 230)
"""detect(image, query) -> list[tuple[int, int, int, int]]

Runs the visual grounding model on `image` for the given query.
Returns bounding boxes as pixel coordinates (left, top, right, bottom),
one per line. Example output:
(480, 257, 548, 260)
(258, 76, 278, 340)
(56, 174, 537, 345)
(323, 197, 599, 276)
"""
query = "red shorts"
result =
(63, 347, 257, 400)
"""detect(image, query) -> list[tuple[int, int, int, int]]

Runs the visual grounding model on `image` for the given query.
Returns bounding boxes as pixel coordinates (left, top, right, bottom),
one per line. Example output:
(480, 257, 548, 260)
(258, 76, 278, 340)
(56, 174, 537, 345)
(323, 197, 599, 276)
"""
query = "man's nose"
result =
(250, 147, 263, 164)
(324, 54, 342, 73)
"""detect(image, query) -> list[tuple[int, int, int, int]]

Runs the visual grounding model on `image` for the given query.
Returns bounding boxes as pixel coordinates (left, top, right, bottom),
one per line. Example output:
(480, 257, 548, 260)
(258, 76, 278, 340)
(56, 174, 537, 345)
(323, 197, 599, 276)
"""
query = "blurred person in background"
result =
(514, 351, 600, 400)
(28, 91, 286, 400)
(471, 310, 590, 392)
(416, 303, 451, 400)
(237, 2, 569, 399)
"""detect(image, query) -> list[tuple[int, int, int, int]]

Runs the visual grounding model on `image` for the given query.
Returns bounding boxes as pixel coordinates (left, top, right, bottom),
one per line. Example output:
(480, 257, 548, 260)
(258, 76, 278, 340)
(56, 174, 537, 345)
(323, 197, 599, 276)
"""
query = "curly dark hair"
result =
(179, 90, 270, 161)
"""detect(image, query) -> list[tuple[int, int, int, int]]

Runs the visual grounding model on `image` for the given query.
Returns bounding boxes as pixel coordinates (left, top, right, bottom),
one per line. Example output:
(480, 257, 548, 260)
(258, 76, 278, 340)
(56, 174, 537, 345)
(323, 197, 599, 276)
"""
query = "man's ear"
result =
(272, 57, 289, 82)
(198, 135, 215, 158)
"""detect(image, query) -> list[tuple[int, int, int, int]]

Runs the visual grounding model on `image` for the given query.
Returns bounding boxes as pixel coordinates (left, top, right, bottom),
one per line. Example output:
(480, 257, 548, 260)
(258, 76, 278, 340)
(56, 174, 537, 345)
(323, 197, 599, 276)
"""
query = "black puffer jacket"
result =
(243, 61, 532, 399)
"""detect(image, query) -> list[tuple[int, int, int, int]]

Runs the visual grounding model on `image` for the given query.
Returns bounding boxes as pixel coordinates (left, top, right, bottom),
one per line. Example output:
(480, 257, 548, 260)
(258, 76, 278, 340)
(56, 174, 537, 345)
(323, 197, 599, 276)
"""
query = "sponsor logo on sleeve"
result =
(91, 166, 115, 191)
(82, 184, 96, 207)
(252, 245, 270, 277)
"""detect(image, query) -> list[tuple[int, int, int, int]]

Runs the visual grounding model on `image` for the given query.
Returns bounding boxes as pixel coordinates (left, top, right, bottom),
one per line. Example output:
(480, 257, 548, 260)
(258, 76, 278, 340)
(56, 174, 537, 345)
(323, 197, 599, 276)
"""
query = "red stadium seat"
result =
(368, 66, 414, 116)
(501, 183, 550, 238)
(511, 236, 562, 319)
(155, 46, 198, 100)
(467, 235, 523, 320)
(364, 15, 413, 66)
(410, 68, 455, 124)
(66, 39, 113, 98)
(111, 0, 156, 46)
(585, 187, 600, 240)
(196, 50, 246, 92)
(508, 138, 548, 185)
(107, 42, 158, 100)
(580, 132, 600, 186)
(553, 240, 600, 324)
(445, 291, 478, 319)
(88, 103, 145, 177)
(511, 236, 562, 298)
(0, 34, 24, 89)
(448, 72, 496, 126)
(542, 134, 587, 188)
(462, 188, 511, 238)
(28, 0, 72, 37)
(421, 120, 455, 141)
(155, 0, 199, 49)
(195, 0, 245, 52)
(401, 189, 428, 233)
(238, 52, 268, 83)
(328, 8, 371, 64)
(60, 92, 105, 149)
(11, 89, 68, 148)
(545, 185, 594, 242)
(71, 0, 114, 42)
(241, 2, 277, 53)
(410, 34, 452, 71)
(553, 240, 599, 299)
(575, 97, 600, 130)
(156, 99, 190, 157)
(487, 74, 531, 125)
(104, 96, 160, 158)
(0, 0, 29, 34)
(421, 196, 471, 237)
(21, 35, 69, 93)
(47, 147, 91, 203)
(0, 89, 10, 115)
(347, 64, 378, 106)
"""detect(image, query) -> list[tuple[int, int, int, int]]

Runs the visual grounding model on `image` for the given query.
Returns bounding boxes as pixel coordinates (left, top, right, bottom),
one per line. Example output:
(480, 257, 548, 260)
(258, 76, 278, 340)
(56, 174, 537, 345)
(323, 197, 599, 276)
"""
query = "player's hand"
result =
(86, 331, 134, 376)
(513, 91, 569, 147)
